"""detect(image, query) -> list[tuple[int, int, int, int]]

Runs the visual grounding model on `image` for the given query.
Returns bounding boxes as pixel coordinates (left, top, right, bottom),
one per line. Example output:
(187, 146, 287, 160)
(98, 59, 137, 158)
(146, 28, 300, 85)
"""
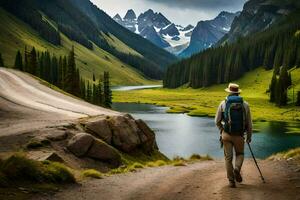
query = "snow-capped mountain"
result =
(113, 9, 239, 57)
(179, 11, 240, 57)
(113, 9, 193, 55)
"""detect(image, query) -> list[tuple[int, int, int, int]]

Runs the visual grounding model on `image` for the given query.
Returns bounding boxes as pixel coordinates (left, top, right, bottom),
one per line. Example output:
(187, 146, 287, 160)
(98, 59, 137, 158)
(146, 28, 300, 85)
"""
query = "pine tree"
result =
(103, 71, 112, 108)
(276, 67, 288, 106)
(296, 91, 300, 106)
(51, 56, 59, 86)
(24, 46, 29, 72)
(86, 81, 92, 102)
(0, 53, 3, 67)
(287, 72, 292, 88)
(97, 77, 103, 105)
(269, 72, 277, 102)
(14, 51, 23, 70)
(62, 56, 67, 89)
(92, 83, 97, 104)
(65, 46, 76, 94)
(29, 47, 38, 75)
(58, 56, 63, 88)
(80, 78, 86, 100)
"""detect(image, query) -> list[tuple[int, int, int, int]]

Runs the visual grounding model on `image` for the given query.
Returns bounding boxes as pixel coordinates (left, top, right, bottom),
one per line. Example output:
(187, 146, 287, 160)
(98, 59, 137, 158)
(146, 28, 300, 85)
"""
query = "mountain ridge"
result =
(0, 0, 177, 80)
(179, 11, 239, 57)
(114, 9, 239, 57)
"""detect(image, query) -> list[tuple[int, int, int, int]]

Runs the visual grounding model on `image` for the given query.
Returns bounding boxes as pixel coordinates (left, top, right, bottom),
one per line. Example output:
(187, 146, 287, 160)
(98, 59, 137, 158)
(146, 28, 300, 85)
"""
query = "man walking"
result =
(215, 83, 253, 188)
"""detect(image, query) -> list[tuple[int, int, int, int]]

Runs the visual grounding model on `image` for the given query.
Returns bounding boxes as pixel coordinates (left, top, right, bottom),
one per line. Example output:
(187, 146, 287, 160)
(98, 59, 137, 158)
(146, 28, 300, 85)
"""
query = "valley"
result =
(114, 68, 300, 122)
(0, 0, 300, 199)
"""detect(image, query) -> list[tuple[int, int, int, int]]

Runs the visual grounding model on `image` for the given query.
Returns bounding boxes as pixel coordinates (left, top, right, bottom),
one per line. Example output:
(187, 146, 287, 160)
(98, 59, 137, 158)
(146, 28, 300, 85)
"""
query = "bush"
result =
(154, 160, 167, 166)
(173, 156, 186, 161)
(43, 161, 75, 183)
(82, 169, 102, 179)
(0, 154, 75, 184)
(26, 139, 50, 149)
(173, 160, 186, 167)
(131, 162, 144, 169)
(190, 154, 202, 160)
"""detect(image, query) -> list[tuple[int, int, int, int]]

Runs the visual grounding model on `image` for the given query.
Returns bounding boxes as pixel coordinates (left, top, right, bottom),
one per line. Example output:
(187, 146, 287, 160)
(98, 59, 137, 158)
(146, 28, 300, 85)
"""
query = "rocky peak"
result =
(221, 0, 299, 44)
(113, 14, 123, 23)
(182, 24, 194, 31)
(159, 23, 179, 37)
(124, 9, 136, 21)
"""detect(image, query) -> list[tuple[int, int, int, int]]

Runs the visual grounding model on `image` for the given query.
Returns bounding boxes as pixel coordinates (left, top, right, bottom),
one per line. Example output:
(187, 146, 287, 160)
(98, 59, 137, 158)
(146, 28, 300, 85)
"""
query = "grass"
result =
(0, 154, 75, 186)
(26, 138, 50, 149)
(269, 148, 300, 161)
(82, 169, 102, 179)
(114, 67, 300, 122)
(0, 8, 157, 86)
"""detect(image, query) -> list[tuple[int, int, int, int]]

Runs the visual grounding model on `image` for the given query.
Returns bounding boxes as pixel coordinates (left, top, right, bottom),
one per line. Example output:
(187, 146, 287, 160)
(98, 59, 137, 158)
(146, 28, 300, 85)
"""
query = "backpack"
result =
(223, 96, 246, 136)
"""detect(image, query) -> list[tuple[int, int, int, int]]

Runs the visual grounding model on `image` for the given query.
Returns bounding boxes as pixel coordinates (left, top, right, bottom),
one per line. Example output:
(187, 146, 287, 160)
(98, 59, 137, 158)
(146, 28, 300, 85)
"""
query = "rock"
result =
(45, 130, 68, 141)
(109, 115, 141, 152)
(86, 139, 121, 166)
(85, 118, 112, 144)
(67, 133, 94, 157)
(38, 152, 65, 163)
(135, 119, 156, 152)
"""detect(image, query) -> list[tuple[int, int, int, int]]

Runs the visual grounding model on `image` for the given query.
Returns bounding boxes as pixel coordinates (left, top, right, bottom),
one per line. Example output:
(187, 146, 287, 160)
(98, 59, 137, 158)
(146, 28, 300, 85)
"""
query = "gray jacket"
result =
(215, 98, 253, 139)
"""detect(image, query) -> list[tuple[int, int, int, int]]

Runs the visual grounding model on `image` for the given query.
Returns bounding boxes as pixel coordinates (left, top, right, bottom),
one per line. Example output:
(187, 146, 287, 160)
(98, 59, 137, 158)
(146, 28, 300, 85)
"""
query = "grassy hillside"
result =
(114, 67, 300, 122)
(0, 8, 157, 86)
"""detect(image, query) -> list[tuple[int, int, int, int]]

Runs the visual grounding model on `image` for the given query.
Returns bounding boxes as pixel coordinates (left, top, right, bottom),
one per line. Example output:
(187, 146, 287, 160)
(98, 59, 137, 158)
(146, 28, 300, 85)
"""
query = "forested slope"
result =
(164, 8, 300, 88)
(0, 0, 177, 80)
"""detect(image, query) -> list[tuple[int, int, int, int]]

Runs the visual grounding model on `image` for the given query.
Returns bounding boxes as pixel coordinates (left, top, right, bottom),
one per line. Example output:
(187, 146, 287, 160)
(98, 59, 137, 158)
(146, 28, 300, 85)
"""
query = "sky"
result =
(91, 0, 247, 26)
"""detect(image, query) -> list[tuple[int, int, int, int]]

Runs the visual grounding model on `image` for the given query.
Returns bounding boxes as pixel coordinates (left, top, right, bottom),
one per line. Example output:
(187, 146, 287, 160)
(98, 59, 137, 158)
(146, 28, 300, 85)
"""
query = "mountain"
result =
(219, 0, 299, 44)
(0, 0, 177, 81)
(179, 11, 239, 58)
(114, 9, 194, 55)
(114, 9, 239, 57)
(163, 0, 300, 89)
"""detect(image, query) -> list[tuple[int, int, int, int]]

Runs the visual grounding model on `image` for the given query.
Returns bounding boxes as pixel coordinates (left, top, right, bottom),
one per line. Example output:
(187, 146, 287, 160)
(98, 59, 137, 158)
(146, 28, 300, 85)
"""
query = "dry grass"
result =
(82, 169, 102, 179)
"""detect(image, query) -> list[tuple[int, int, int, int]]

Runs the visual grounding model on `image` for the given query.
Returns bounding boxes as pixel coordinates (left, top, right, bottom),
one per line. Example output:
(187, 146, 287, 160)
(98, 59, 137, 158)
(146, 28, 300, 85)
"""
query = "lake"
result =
(112, 102, 300, 159)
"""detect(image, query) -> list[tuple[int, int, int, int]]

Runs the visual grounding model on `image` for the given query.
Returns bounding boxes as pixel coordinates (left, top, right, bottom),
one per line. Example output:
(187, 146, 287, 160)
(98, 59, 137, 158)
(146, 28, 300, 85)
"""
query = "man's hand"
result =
(246, 137, 252, 144)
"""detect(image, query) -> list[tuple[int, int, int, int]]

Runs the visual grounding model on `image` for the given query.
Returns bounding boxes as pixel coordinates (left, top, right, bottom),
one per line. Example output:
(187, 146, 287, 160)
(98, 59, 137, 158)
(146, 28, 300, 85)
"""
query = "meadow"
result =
(0, 8, 155, 86)
(114, 67, 300, 122)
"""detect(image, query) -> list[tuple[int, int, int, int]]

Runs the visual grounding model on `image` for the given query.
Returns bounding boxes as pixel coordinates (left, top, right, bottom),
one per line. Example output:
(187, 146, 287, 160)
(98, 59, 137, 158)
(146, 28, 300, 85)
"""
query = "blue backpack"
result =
(223, 96, 246, 135)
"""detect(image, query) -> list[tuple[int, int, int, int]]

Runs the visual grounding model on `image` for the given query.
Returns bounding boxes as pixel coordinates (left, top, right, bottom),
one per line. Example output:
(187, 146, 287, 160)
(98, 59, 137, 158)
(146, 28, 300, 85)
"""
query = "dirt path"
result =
(35, 159, 300, 200)
(0, 68, 120, 136)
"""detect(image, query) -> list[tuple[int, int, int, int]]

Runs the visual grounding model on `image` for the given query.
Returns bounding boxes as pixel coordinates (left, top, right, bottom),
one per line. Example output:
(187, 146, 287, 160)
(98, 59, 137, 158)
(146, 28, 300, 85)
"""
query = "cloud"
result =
(144, 0, 247, 11)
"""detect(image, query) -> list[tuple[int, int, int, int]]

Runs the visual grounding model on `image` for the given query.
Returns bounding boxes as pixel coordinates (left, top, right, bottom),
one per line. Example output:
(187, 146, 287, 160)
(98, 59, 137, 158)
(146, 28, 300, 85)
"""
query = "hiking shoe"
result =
(229, 180, 236, 188)
(234, 169, 243, 183)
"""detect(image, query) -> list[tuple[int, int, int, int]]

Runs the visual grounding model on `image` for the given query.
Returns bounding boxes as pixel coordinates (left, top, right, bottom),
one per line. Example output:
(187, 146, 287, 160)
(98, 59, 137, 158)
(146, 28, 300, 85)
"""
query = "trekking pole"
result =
(247, 142, 266, 183)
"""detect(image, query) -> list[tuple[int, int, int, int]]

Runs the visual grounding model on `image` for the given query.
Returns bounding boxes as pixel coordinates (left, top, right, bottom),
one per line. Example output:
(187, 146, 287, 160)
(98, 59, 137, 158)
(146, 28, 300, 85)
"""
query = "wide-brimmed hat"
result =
(225, 83, 242, 94)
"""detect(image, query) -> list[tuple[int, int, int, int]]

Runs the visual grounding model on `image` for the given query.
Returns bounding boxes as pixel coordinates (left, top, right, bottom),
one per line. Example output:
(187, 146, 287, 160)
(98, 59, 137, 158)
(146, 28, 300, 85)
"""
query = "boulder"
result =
(86, 139, 121, 166)
(67, 133, 94, 157)
(85, 118, 112, 144)
(135, 119, 157, 152)
(45, 130, 68, 141)
(38, 152, 65, 163)
(109, 115, 141, 152)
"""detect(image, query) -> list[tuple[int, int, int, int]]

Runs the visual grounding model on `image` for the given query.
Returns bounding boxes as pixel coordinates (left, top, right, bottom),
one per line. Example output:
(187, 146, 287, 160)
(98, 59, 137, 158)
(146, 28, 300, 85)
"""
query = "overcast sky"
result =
(91, 0, 247, 26)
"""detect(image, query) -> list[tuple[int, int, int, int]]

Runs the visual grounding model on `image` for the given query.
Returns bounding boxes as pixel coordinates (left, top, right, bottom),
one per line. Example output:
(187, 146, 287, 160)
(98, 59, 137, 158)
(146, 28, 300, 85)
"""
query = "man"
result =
(215, 83, 252, 188)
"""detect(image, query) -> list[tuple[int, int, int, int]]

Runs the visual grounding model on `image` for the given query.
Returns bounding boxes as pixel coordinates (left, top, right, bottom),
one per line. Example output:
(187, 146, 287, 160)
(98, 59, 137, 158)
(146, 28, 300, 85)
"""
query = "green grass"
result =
(114, 67, 300, 122)
(82, 169, 103, 179)
(0, 154, 75, 186)
(0, 8, 157, 86)
(26, 138, 50, 149)
(269, 148, 300, 160)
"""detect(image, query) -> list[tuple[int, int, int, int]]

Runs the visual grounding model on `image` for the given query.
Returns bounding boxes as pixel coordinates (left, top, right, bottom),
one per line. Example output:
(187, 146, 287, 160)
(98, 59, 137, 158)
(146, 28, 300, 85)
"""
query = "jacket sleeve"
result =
(215, 102, 223, 131)
(245, 102, 253, 139)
